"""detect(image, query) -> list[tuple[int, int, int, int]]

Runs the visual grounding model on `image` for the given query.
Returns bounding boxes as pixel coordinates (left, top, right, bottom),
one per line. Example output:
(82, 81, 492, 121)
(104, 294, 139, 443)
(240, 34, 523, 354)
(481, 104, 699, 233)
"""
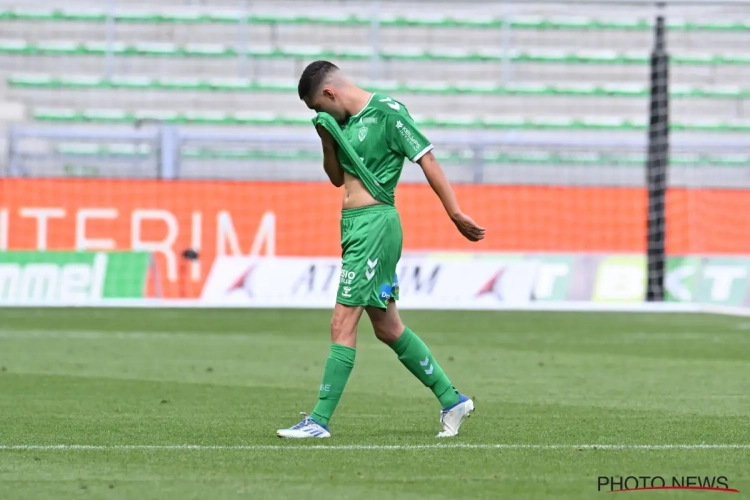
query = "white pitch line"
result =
(0, 330, 286, 341)
(1, 444, 749, 451)
(0, 329, 738, 342)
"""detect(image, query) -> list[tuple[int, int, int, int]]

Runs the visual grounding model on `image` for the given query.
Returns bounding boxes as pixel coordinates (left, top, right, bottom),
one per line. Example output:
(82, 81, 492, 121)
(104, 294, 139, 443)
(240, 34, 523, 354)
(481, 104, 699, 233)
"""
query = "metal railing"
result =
(7, 124, 749, 186)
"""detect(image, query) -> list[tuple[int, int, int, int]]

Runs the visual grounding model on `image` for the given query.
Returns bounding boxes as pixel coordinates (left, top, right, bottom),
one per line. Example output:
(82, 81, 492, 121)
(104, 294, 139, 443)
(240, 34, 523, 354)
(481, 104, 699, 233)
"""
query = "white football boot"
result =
(277, 412, 331, 439)
(436, 393, 474, 438)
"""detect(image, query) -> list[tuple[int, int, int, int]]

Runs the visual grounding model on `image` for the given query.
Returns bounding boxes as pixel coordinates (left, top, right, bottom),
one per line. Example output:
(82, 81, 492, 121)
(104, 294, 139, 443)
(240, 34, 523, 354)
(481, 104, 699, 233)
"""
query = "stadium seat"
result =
(2, 8, 750, 32)
(30, 107, 750, 132)
(2, 5, 748, 138)
(9, 74, 750, 98)
(51, 141, 750, 167)
(2, 40, 750, 66)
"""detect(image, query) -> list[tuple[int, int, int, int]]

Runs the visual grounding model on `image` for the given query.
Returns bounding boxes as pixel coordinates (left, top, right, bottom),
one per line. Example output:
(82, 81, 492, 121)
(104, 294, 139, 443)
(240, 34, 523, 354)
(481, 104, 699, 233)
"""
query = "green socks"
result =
(309, 329, 457, 427)
(310, 343, 356, 426)
(389, 327, 460, 408)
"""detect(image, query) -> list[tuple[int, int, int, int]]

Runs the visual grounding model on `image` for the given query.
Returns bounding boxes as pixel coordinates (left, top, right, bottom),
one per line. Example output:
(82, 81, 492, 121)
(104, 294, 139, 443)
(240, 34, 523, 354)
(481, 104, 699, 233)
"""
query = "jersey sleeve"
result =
(385, 109, 434, 163)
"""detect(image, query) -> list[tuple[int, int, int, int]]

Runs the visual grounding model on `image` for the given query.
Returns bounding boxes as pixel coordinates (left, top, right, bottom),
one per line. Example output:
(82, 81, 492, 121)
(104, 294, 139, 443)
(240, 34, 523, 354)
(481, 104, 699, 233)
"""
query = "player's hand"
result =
(316, 124, 336, 149)
(451, 212, 485, 242)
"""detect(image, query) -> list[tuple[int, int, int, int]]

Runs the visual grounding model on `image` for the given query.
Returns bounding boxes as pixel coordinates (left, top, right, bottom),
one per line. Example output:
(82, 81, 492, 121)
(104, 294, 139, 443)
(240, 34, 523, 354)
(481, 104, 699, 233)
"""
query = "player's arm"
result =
(417, 152, 485, 242)
(316, 124, 344, 187)
(386, 110, 485, 242)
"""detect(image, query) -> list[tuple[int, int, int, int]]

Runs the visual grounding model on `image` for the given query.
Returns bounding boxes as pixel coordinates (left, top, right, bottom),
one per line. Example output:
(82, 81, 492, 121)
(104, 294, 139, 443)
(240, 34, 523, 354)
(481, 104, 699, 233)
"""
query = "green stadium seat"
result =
(716, 54, 750, 65)
(57, 143, 105, 155)
(29, 107, 750, 132)
(0, 8, 750, 31)
(33, 107, 78, 121)
(401, 81, 451, 93)
(83, 41, 129, 55)
(2, 40, 750, 67)
(2, 8, 56, 21)
(182, 111, 231, 124)
(57, 8, 108, 22)
(232, 111, 278, 124)
(156, 77, 208, 90)
(109, 10, 161, 23)
(205, 78, 252, 91)
(133, 110, 181, 122)
(580, 116, 640, 129)
(424, 115, 479, 127)
(163, 10, 209, 24)
(132, 42, 180, 56)
(205, 11, 246, 24)
(3, 8, 750, 31)
(337, 47, 376, 59)
(109, 76, 154, 89)
(0, 39, 30, 53)
(480, 116, 527, 128)
(283, 45, 328, 58)
(9, 73, 56, 86)
(81, 109, 131, 122)
(52, 141, 750, 167)
(183, 43, 234, 57)
(36, 41, 82, 55)
(9, 74, 750, 99)
(62, 75, 105, 87)
(600, 83, 649, 96)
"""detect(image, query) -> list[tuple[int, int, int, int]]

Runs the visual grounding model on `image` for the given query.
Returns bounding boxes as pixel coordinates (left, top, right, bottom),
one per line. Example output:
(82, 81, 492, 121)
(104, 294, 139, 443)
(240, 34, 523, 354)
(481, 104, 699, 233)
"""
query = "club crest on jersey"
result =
(358, 126, 368, 142)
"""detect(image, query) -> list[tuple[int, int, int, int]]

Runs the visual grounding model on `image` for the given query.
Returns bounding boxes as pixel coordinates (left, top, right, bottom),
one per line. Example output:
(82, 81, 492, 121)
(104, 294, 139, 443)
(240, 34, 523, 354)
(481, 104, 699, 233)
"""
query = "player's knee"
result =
(373, 318, 403, 345)
(330, 311, 356, 346)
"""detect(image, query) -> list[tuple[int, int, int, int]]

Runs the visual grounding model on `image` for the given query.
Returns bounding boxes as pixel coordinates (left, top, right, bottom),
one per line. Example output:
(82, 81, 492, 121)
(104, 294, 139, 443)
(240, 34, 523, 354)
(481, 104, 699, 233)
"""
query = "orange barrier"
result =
(2, 179, 749, 298)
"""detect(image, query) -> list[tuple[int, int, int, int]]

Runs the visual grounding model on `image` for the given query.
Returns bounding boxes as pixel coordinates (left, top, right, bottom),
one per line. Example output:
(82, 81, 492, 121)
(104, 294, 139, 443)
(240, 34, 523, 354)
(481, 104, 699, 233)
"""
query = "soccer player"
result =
(277, 61, 485, 439)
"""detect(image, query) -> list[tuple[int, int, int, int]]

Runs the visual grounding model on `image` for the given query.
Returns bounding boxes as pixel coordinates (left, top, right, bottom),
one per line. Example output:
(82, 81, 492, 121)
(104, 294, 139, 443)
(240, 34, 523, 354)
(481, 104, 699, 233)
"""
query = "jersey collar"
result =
(350, 92, 375, 120)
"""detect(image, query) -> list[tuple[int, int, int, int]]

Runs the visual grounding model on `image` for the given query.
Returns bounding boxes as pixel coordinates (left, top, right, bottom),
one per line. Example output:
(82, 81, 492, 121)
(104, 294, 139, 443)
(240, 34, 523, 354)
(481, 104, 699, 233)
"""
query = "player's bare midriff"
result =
(342, 172, 383, 210)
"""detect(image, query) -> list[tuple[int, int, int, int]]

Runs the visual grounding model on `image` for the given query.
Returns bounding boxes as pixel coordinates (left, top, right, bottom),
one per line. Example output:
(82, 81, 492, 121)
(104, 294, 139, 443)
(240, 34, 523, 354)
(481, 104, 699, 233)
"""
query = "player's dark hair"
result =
(298, 60, 339, 100)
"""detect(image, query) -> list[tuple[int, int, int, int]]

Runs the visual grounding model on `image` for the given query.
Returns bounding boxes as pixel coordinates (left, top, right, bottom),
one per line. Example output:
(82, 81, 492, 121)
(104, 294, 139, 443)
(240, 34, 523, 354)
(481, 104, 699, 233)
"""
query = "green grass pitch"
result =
(0, 308, 749, 499)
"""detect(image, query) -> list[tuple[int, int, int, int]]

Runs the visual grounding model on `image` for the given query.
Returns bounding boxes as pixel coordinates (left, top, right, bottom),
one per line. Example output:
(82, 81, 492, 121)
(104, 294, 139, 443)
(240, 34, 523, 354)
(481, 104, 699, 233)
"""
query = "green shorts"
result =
(337, 204, 402, 309)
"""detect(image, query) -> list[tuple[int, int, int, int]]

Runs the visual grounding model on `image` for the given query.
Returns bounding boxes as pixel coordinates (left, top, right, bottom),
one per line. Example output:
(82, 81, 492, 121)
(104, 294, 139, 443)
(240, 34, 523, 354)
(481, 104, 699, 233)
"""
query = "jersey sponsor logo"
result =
(358, 126, 368, 142)
(395, 120, 422, 154)
(379, 97, 401, 111)
(340, 269, 356, 285)
(360, 117, 378, 125)
(380, 283, 392, 301)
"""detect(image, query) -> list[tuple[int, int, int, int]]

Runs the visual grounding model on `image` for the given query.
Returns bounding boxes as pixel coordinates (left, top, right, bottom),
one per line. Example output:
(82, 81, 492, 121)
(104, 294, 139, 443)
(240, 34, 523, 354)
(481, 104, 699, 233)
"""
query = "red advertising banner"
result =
(2, 179, 748, 298)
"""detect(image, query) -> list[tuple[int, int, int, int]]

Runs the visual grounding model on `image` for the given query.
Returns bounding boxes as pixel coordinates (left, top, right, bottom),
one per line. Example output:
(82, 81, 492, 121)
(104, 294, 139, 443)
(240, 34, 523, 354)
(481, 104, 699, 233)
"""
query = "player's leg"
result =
(360, 207, 460, 408)
(276, 301, 363, 439)
(308, 302, 362, 426)
(366, 300, 457, 405)
(361, 204, 474, 437)
(278, 207, 375, 438)
(366, 301, 474, 437)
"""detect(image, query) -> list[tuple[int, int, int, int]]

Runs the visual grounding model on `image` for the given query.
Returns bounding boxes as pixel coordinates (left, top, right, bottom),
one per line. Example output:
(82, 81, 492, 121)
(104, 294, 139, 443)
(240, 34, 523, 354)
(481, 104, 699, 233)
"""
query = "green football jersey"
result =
(336, 93, 433, 204)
